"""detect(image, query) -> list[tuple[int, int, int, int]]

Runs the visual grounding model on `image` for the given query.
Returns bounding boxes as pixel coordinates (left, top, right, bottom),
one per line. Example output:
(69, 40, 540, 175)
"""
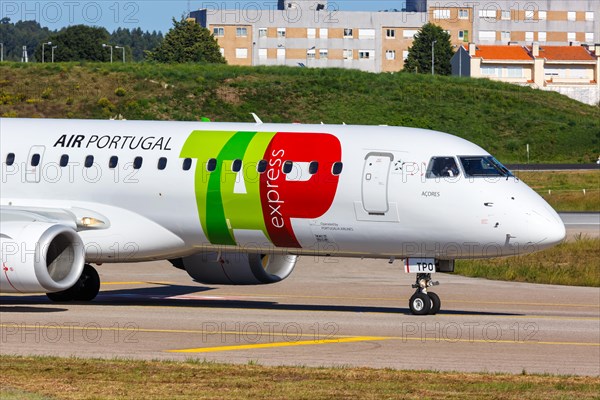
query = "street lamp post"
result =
(51, 45, 57, 63)
(42, 41, 52, 63)
(115, 45, 125, 62)
(102, 44, 113, 63)
(431, 40, 437, 75)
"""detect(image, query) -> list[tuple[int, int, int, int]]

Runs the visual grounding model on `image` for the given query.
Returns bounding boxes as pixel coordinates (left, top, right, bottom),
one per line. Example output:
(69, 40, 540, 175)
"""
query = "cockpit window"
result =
(426, 157, 460, 178)
(459, 156, 513, 178)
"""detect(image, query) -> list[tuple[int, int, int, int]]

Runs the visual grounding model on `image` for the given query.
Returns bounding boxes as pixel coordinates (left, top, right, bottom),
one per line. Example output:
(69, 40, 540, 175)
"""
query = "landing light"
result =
(80, 217, 105, 227)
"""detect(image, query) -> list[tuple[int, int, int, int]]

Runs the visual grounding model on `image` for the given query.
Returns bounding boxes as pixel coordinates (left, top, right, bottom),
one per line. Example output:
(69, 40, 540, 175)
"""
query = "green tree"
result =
(403, 23, 453, 75)
(34, 25, 110, 62)
(146, 18, 225, 63)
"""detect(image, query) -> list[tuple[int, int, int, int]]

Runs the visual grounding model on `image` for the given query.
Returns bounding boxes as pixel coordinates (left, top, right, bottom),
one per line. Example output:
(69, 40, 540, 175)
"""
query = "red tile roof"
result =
(474, 45, 532, 61)
(532, 45, 596, 61)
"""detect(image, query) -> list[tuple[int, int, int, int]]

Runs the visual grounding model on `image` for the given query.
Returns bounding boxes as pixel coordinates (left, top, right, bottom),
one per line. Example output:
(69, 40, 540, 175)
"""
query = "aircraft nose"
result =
(528, 206, 566, 248)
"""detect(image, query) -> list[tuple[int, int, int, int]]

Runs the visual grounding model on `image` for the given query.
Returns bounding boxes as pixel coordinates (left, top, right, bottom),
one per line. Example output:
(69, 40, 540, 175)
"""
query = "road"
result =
(1, 258, 598, 376)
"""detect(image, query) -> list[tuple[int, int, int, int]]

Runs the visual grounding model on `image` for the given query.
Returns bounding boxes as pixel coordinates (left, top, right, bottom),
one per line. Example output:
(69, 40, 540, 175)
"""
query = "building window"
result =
(219, 48, 224, 56)
(319, 49, 328, 59)
(481, 66, 500, 77)
(235, 48, 248, 59)
(385, 50, 396, 60)
(585, 32, 594, 43)
(306, 48, 316, 59)
(586, 11, 594, 21)
(359, 29, 375, 39)
(479, 9, 497, 19)
(258, 28, 267, 38)
(538, 31, 547, 42)
(258, 48, 267, 59)
(525, 10, 534, 20)
(358, 50, 372, 60)
(479, 31, 496, 42)
(236, 27, 247, 37)
(459, 30, 469, 42)
(402, 50, 409, 60)
(277, 28, 286, 38)
(433, 9, 450, 20)
(459, 9, 468, 19)
(343, 49, 353, 60)
(307, 28, 316, 38)
(538, 11, 547, 20)
(386, 29, 395, 38)
(343, 28, 353, 38)
(501, 31, 511, 41)
(403, 29, 417, 38)
(507, 67, 523, 78)
(500, 10, 510, 20)
(525, 31, 534, 42)
(277, 48, 286, 60)
(567, 11, 576, 21)
(568, 32, 576, 41)
(213, 27, 224, 37)
(319, 28, 328, 38)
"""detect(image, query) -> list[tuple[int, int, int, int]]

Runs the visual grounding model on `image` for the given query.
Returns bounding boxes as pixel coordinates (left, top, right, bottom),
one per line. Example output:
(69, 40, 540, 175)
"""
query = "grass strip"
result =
(455, 238, 600, 286)
(0, 355, 599, 400)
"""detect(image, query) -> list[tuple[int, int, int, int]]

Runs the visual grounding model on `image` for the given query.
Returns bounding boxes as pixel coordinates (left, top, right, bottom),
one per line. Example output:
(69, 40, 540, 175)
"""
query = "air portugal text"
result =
(181, 131, 342, 249)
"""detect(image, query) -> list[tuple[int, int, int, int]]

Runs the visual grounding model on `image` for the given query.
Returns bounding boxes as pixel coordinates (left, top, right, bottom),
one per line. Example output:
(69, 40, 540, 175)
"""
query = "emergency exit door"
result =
(362, 152, 393, 214)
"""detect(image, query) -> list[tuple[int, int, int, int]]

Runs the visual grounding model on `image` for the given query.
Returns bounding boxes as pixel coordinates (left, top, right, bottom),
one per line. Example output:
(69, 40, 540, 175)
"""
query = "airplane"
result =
(0, 117, 566, 315)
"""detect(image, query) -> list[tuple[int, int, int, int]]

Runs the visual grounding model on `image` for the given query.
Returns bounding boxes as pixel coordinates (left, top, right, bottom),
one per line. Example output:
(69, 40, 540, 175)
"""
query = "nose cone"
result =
(528, 202, 566, 249)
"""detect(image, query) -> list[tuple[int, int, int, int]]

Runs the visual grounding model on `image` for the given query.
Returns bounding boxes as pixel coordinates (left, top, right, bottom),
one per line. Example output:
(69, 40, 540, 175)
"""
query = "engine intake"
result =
(173, 252, 298, 285)
(0, 222, 85, 293)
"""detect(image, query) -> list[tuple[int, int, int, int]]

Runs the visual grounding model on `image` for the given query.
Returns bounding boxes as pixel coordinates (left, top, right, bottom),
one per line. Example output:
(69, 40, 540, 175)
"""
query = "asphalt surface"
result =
(1, 255, 599, 376)
(559, 212, 600, 239)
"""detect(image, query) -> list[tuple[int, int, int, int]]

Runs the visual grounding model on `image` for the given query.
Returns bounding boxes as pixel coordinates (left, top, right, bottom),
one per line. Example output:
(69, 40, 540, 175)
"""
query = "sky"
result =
(1, 1, 408, 33)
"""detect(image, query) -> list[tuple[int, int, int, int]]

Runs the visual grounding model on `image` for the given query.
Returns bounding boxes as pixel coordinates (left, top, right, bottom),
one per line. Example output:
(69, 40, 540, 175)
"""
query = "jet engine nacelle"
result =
(174, 252, 298, 285)
(0, 222, 85, 293)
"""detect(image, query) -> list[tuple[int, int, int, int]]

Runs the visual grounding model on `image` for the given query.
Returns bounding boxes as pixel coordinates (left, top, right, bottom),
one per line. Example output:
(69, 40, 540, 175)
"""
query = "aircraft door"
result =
(362, 152, 393, 214)
(26, 145, 46, 183)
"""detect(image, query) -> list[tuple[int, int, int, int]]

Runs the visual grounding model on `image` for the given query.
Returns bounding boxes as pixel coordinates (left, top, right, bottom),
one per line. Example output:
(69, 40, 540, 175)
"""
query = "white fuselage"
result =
(0, 118, 565, 263)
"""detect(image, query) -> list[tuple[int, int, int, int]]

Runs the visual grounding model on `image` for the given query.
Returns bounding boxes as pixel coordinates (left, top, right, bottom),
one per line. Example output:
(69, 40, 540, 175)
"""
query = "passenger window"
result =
(5, 153, 15, 166)
(85, 155, 94, 168)
(182, 158, 192, 171)
(158, 157, 167, 170)
(133, 156, 143, 169)
(282, 161, 293, 174)
(232, 159, 242, 173)
(332, 162, 343, 176)
(257, 159, 268, 173)
(31, 154, 40, 167)
(60, 154, 69, 167)
(207, 158, 217, 172)
(426, 157, 459, 178)
(309, 161, 319, 174)
(109, 156, 118, 169)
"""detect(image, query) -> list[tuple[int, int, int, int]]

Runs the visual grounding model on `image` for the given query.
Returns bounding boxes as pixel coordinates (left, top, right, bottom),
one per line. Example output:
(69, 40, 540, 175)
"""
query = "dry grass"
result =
(456, 238, 600, 286)
(1, 355, 599, 400)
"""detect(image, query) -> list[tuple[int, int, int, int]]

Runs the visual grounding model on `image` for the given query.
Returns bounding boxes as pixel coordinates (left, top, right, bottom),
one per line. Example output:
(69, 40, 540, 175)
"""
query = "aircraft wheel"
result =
(46, 264, 100, 302)
(428, 292, 441, 315)
(409, 292, 431, 315)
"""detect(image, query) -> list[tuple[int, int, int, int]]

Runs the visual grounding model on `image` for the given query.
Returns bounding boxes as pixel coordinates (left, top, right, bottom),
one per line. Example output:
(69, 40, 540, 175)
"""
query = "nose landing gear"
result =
(409, 273, 441, 315)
